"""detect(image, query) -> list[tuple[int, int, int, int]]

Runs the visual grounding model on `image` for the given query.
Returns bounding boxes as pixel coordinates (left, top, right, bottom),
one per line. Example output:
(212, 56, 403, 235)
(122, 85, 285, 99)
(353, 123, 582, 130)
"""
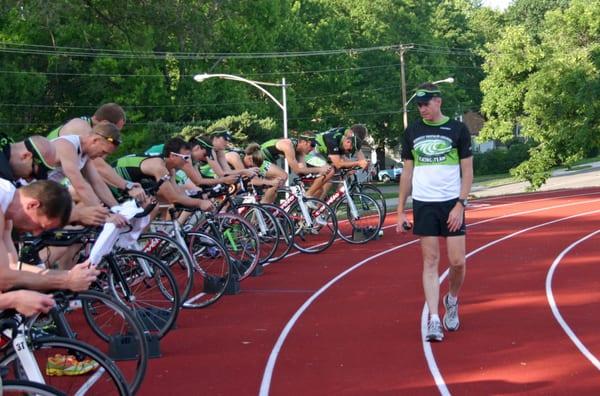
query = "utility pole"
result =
(399, 44, 413, 131)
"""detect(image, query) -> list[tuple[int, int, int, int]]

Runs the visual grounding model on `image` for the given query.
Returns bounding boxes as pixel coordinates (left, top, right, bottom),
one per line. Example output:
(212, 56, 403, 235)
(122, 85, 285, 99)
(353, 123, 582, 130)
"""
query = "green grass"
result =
(472, 173, 517, 187)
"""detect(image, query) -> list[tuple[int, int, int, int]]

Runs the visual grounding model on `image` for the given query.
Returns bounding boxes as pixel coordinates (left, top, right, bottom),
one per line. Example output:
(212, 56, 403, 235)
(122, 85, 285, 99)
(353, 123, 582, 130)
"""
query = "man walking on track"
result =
(396, 82, 473, 342)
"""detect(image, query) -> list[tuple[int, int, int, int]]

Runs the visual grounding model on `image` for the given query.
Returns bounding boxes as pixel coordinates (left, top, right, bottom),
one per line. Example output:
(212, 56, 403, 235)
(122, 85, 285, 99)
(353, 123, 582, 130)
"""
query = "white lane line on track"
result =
(258, 239, 420, 396)
(263, 191, 600, 269)
(546, 229, 600, 371)
(259, 194, 600, 395)
(422, 207, 600, 396)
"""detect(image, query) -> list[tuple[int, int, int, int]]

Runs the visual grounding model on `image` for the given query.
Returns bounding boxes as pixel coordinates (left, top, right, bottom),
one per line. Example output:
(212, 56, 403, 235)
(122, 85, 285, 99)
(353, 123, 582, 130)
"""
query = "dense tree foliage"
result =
(480, 0, 600, 188)
(2, 0, 599, 189)
(0, 0, 491, 154)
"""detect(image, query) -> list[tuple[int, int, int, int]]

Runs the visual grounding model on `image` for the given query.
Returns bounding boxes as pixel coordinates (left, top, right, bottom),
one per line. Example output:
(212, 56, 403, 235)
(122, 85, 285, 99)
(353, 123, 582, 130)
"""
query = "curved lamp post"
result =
(193, 73, 289, 173)
(402, 77, 454, 130)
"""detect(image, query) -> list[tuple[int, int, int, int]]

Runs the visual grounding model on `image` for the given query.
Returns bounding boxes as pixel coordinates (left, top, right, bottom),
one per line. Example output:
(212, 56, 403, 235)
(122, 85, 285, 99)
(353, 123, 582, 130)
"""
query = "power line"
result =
(0, 41, 480, 60)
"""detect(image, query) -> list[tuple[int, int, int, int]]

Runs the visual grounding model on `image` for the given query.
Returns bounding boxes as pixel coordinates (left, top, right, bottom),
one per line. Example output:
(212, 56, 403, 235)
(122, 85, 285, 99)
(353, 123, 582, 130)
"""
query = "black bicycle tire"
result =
(334, 192, 382, 244)
(184, 231, 231, 308)
(0, 336, 129, 395)
(261, 203, 295, 263)
(79, 290, 149, 394)
(2, 380, 67, 395)
(137, 232, 194, 304)
(235, 203, 279, 264)
(106, 250, 180, 339)
(194, 212, 261, 281)
(352, 183, 387, 221)
(289, 197, 338, 254)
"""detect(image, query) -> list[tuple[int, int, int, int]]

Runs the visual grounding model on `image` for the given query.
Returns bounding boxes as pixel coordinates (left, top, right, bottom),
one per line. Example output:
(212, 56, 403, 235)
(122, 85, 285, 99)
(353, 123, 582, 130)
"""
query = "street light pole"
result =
(193, 73, 290, 175)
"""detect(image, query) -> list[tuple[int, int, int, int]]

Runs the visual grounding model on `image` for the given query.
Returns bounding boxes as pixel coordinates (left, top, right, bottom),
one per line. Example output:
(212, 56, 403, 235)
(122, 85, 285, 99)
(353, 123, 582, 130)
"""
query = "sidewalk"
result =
(379, 161, 600, 211)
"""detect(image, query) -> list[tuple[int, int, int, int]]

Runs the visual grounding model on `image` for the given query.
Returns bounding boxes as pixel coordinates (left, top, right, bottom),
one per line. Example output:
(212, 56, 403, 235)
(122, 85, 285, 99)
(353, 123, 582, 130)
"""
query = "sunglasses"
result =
(24, 138, 54, 180)
(95, 132, 121, 146)
(170, 152, 191, 161)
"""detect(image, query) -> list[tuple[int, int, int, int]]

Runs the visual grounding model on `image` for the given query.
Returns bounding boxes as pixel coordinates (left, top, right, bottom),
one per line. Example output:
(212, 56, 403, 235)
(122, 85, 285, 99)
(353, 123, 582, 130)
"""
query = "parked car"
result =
(377, 166, 402, 182)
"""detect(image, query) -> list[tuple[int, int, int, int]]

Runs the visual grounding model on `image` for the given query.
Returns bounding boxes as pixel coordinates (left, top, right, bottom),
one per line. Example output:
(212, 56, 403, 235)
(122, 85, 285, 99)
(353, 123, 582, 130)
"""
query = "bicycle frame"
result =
(314, 174, 360, 220)
(278, 184, 315, 227)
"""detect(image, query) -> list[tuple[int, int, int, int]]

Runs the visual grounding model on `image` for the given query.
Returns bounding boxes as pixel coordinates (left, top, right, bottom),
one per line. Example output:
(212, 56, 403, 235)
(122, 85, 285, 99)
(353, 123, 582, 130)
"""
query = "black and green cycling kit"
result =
(115, 155, 157, 185)
(314, 127, 354, 157)
(260, 138, 298, 163)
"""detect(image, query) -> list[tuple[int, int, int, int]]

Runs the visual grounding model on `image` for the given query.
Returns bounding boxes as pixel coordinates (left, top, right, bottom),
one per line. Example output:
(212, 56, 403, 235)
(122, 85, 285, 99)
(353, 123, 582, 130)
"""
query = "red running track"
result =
(138, 188, 600, 395)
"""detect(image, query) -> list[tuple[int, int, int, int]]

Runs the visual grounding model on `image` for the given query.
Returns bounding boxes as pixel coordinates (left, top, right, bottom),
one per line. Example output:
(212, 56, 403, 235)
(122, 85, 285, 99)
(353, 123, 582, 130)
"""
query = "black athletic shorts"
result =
(412, 198, 466, 237)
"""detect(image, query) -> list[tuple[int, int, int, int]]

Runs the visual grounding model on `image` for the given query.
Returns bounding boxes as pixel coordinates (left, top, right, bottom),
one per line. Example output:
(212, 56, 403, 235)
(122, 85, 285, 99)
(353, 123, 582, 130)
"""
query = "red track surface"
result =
(138, 188, 600, 395)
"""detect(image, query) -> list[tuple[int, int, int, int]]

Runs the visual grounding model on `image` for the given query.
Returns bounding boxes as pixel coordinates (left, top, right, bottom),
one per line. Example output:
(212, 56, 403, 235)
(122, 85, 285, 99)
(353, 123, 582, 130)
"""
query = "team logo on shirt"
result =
(413, 135, 454, 164)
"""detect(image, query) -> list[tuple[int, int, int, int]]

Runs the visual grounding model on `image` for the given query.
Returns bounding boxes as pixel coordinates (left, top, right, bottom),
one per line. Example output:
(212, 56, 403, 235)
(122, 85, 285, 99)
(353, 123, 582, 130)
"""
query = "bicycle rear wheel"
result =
(137, 232, 194, 304)
(261, 203, 294, 263)
(352, 183, 387, 222)
(289, 198, 337, 254)
(236, 203, 279, 264)
(27, 289, 148, 394)
(1, 380, 66, 395)
(334, 192, 382, 243)
(184, 231, 231, 308)
(195, 213, 260, 281)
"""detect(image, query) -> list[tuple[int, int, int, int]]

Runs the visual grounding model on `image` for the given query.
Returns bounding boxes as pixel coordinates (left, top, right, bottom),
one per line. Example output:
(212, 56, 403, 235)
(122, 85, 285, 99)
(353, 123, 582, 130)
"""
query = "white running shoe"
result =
(443, 294, 460, 331)
(426, 319, 444, 342)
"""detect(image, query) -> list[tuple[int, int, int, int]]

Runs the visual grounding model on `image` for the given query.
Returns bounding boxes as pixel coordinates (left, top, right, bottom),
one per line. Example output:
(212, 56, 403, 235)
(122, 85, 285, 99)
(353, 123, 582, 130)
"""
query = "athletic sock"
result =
(447, 294, 458, 305)
(430, 314, 440, 323)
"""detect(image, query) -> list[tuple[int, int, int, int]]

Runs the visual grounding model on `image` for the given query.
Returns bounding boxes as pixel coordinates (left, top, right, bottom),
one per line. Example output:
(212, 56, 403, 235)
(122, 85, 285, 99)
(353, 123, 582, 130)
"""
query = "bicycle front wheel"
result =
(0, 336, 129, 395)
(2, 380, 66, 396)
(104, 250, 180, 339)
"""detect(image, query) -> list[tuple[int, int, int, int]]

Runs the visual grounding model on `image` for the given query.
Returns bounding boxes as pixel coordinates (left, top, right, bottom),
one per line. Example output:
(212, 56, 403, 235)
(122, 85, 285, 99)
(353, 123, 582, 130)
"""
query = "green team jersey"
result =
(260, 138, 297, 163)
(314, 127, 354, 157)
(47, 116, 92, 139)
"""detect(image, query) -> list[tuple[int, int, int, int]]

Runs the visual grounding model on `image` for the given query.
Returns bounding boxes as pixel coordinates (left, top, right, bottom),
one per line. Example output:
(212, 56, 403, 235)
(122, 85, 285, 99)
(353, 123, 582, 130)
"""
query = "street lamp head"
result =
(193, 73, 211, 83)
(433, 77, 454, 85)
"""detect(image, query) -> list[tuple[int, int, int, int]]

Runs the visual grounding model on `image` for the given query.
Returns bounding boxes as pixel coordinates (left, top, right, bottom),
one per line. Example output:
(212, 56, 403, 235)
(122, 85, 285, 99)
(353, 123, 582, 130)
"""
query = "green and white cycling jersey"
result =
(304, 151, 328, 167)
(401, 116, 472, 202)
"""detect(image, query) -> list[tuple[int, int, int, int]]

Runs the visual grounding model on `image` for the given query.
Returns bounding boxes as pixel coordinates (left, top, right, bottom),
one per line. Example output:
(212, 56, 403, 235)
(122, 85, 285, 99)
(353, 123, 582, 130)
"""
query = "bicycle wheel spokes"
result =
(137, 233, 194, 304)
(289, 198, 337, 254)
(1, 337, 128, 395)
(353, 183, 387, 221)
(262, 203, 295, 263)
(215, 214, 260, 281)
(335, 193, 382, 244)
(108, 251, 180, 339)
(184, 231, 231, 308)
(239, 203, 279, 264)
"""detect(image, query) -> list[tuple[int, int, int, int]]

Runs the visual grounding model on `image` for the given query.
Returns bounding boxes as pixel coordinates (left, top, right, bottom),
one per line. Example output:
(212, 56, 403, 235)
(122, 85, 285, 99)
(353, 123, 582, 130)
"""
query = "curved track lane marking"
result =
(422, 207, 600, 395)
(546, 229, 600, 371)
(260, 192, 600, 395)
(264, 191, 600, 268)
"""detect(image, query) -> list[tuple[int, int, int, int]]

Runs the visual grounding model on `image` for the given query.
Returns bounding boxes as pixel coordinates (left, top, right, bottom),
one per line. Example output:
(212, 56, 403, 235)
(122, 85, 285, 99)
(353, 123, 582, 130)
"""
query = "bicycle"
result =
(276, 177, 338, 254)
(318, 168, 383, 244)
(141, 204, 232, 309)
(0, 310, 130, 395)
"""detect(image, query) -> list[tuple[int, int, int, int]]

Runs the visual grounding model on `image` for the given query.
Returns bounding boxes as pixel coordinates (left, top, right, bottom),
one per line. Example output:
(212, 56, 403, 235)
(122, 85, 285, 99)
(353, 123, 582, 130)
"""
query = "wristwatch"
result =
(457, 198, 468, 207)
(124, 181, 135, 192)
